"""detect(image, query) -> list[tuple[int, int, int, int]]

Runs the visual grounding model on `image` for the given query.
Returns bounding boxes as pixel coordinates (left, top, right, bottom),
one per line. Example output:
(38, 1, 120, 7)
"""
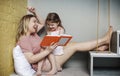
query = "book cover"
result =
(40, 35, 72, 46)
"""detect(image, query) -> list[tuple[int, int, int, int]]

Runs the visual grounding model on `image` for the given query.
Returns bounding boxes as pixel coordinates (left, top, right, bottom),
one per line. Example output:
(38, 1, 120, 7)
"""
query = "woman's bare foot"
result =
(36, 71, 41, 76)
(104, 26, 113, 44)
(95, 45, 108, 51)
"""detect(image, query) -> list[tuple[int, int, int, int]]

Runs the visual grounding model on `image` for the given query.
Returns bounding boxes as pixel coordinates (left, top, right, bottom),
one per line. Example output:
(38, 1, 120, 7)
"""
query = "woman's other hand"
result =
(27, 6, 36, 14)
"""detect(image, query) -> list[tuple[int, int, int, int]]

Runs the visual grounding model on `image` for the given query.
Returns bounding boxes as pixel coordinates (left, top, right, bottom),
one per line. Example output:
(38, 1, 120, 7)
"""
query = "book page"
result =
(58, 37, 70, 46)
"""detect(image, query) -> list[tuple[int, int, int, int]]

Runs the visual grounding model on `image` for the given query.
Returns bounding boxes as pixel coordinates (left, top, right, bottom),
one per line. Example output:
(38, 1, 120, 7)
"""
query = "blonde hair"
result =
(16, 14, 35, 42)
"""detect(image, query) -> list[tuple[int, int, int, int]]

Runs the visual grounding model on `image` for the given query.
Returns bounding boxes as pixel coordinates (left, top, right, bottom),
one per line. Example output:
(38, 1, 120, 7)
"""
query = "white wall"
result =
(28, 0, 120, 42)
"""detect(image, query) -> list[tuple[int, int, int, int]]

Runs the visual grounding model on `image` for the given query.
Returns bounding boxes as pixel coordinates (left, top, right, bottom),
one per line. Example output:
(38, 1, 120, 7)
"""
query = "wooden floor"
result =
(10, 52, 120, 76)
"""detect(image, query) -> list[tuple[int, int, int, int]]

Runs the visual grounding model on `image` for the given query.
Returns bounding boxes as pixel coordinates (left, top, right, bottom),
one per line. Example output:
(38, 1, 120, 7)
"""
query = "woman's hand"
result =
(27, 6, 45, 32)
(27, 6, 36, 14)
(46, 42, 58, 53)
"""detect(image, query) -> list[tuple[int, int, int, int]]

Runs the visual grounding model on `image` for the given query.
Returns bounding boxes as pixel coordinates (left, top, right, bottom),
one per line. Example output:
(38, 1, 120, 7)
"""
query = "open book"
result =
(40, 34, 72, 46)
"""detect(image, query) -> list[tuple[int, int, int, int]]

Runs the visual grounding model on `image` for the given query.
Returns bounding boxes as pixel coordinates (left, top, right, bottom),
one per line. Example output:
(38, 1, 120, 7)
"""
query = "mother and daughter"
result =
(16, 7, 113, 76)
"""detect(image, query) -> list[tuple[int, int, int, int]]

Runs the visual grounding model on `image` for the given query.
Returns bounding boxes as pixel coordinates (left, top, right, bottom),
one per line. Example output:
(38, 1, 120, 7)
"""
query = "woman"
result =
(16, 7, 113, 75)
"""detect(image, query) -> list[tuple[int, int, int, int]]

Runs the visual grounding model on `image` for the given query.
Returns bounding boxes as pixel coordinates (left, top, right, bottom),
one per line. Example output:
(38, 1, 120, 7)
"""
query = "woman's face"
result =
(47, 22, 59, 31)
(28, 17, 38, 34)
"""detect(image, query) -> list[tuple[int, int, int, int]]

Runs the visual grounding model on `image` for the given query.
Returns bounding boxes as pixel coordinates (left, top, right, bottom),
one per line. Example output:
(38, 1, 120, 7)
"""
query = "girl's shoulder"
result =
(57, 26, 64, 30)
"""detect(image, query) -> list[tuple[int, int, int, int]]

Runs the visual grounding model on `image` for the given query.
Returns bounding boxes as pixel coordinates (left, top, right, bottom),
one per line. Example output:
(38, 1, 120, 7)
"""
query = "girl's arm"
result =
(23, 43, 58, 64)
(27, 7, 45, 32)
(58, 27, 65, 34)
(47, 31, 51, 35)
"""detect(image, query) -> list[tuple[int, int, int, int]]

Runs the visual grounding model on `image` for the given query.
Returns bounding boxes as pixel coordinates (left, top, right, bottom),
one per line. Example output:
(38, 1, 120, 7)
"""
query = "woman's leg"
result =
(55, 26, 113, 66)
(94, 44, 108, 51)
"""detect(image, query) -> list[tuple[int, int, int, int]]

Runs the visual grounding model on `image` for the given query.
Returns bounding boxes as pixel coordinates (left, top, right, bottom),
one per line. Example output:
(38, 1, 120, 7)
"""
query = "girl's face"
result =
(47, 22, 59, 31)
(28, 17, 38, 34)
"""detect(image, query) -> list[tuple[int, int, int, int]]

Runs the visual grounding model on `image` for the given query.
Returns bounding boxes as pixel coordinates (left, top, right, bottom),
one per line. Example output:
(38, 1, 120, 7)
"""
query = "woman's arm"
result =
(23, 43, 58, 64)
(24, 49, 50, 64)
(27, 7, 45, 32)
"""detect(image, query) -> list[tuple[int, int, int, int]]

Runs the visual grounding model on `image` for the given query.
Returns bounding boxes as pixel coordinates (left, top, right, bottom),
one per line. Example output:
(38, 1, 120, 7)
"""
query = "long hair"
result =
(45, 12, 65, 31)
(16, 14, 35, 42)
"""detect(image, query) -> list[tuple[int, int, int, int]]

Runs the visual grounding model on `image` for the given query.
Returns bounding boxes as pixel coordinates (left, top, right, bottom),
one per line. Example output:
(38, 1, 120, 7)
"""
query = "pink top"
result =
(17, 34, 42, 71)
(17, 34, 41, 54)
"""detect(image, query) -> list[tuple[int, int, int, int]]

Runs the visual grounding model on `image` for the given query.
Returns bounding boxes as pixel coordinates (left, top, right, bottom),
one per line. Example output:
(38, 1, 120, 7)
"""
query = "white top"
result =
(50, 30, 64, 55)
(49, 30, 60, 36)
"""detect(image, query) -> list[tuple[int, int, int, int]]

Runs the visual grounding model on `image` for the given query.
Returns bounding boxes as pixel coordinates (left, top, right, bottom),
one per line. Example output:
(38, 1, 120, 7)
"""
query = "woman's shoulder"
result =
(18, 35, 30, 43)
(20, 35, 28, 40)
(57, 26, 65, 34)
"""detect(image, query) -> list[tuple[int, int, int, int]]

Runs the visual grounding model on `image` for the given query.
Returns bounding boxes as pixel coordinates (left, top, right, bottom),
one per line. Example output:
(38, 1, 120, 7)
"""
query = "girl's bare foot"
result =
(46, 74, 54, 76)
(57, 65, 62, 72)
(104, 26, 113, 44)
(47, 68, 57, 75)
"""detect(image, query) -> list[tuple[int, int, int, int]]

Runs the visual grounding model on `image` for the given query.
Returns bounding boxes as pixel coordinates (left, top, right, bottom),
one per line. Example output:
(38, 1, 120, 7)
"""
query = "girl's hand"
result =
(46, 42, 58, 53)
(27, 6, 36, 14)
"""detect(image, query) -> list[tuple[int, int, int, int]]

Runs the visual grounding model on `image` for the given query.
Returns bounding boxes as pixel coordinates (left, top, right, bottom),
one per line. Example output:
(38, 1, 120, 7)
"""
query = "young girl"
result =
(45, 12, 65, 56)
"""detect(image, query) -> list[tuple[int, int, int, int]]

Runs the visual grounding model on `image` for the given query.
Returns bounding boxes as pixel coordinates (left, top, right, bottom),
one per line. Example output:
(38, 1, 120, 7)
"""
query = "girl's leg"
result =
(47, 54, 57, 75)
(36, 60, 44, 76)
(56, 62, 62, 72)
(55, 26, 113, 66)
